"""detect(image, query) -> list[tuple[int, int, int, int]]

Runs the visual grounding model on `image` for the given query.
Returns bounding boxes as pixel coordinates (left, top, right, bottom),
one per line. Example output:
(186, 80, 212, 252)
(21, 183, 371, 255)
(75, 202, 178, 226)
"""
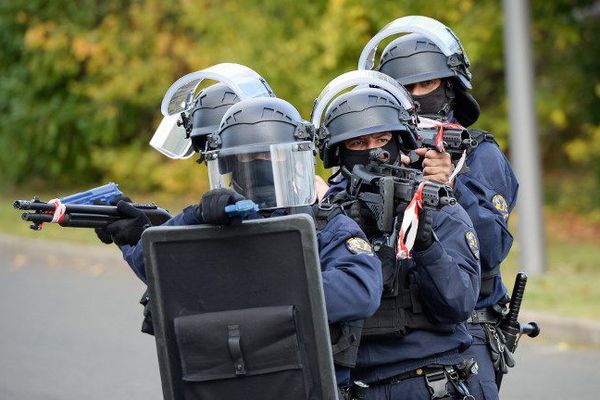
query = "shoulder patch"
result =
(345, 237, 373, 256)
(492, 194, 509, 219)
(465, 230, 480, 260)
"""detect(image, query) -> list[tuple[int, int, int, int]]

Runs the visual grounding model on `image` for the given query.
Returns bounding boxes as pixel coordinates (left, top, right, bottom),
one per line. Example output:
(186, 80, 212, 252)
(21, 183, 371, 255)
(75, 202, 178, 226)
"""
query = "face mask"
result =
(339, 138, 400, 173)
(413, 81, 455, 117)
(231, 159, 275, 206)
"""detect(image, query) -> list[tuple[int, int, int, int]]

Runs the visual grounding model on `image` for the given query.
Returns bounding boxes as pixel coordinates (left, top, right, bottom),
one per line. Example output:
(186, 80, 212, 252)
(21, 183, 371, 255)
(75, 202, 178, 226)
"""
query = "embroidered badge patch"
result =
(346, 237, 374, 256)
(492, 194, 509, 219)
(465, 230, 480, 260)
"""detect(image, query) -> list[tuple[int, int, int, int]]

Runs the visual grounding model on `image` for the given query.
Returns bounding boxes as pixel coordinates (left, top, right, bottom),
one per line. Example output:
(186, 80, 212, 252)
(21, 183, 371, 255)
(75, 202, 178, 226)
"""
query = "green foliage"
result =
(0, 0, 598, 206)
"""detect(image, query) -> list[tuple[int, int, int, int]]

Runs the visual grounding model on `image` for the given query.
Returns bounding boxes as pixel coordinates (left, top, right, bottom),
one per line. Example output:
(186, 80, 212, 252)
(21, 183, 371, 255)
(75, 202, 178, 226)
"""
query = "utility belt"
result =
(466, 307, 501, 325)
(343, 359, 478, 400)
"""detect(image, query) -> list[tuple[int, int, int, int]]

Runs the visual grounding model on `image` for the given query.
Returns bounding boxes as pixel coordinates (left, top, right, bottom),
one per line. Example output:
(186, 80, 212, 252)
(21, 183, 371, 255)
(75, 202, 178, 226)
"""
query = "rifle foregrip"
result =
(506, 272, 527, 325)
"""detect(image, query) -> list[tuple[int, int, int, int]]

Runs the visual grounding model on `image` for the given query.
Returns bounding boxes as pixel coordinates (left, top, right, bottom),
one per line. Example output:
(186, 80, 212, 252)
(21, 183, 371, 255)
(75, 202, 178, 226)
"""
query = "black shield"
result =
(142, 214, 337, 400)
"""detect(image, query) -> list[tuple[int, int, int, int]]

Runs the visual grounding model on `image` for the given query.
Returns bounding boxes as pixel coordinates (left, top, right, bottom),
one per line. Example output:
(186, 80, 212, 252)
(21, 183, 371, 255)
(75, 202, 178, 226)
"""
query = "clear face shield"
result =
(311, 70, 416, 130)
(207, 142, 317, 210)
(149, 63, 275, 159)
(357, 16, 471, 87)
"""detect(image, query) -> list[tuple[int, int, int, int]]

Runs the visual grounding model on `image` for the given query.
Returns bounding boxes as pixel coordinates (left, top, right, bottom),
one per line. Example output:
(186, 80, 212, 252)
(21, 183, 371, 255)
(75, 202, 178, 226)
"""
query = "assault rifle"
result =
(14, 183, 172, 231)
(347, 148, 456, 235)
(402, 118, 478, 163)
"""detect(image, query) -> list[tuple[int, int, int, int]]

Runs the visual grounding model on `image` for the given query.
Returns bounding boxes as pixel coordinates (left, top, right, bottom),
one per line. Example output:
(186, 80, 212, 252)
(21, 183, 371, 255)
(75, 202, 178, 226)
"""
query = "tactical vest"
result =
(361, 242, 456, 337)
(465, 128, 502, 296)
(310, 202, 364, 368)
(324, 191, 456, 339)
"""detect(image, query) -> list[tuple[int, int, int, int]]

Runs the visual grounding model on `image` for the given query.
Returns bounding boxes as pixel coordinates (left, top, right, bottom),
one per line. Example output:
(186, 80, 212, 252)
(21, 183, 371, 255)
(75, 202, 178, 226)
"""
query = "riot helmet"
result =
(322, 88, 413, 171)
(188, 83, 240, 153)
(357, 16, 480, 126)
(311, 70, 416, 170)
(206, 97, 316, 210)
(151, 63, 274, 159)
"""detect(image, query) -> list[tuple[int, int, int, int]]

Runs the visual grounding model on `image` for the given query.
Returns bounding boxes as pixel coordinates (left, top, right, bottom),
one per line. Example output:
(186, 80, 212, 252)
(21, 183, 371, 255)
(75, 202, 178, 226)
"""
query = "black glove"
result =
(94, 195, 133, 244)
(375, 244, 399, 296)
(413, 209, 434, 251)
(105, 200, 151, 246)
(200, 188, 245, 225)
(486, 323, 516, 374)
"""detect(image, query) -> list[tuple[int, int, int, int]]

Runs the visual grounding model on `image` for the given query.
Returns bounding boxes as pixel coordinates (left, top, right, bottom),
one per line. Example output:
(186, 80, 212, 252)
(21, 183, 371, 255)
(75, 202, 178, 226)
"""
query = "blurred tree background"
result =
(0, 0, 598, 215)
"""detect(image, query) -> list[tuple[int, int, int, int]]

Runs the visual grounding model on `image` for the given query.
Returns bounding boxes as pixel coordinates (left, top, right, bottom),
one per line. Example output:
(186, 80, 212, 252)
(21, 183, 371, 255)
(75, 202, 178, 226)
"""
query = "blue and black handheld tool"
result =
(224, 200, 259, 220)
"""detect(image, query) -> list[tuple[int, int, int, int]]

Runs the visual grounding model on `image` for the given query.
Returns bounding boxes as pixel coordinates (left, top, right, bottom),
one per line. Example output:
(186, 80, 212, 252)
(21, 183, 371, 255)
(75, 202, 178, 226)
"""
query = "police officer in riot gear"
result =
(378, 36, 479, 128)
(97, 96, 383, 392)
(363, 15, 520, 398)
(315, 76, 481, 399)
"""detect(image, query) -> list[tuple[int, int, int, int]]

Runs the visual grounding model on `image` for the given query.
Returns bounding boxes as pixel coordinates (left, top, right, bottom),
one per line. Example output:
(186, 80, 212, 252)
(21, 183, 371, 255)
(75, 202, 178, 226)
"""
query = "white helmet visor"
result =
(311, 70, 415, 129)
(358, 15, 469, 71)
(207, 142, 316, 210)
(150, 63, 274, 159)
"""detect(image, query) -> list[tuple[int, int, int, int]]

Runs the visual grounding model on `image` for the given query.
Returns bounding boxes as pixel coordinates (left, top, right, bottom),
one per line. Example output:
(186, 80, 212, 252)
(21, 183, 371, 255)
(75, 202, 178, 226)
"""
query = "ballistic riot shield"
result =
(142, 214, 338, 400)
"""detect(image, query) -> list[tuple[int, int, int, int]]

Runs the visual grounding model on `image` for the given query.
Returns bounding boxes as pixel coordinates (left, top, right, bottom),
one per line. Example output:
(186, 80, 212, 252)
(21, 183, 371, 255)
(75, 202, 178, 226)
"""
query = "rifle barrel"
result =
(14, 200, 54, 211)
(14, 200, 159, 216)
(22, 212, 118, 228)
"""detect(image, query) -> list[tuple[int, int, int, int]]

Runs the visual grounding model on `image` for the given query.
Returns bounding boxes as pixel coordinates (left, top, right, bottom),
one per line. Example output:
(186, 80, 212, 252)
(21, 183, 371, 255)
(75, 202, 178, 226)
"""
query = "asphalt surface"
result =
(1, 234, 598, 400)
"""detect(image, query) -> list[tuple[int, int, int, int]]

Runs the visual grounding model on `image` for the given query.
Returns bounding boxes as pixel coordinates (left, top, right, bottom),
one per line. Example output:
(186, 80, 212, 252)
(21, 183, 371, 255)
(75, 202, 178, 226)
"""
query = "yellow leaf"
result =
(550, 109, 567, 129)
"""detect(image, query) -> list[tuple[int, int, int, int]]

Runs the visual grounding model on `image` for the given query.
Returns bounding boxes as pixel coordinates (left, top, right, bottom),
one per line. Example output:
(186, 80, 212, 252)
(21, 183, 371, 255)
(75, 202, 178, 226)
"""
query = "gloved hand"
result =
(485, 323, 516, 374)
(94, 195, 133, 244)
(349, 201, 379, 239)
(375, 244, 399, 296)
(200, 188, 245, 225)
(413, 209, 434, 251)
(105, 200, 151, 246)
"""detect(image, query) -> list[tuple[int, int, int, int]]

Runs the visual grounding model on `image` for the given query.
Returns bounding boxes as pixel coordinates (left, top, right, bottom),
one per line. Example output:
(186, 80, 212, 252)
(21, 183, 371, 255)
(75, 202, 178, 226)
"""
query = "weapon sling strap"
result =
(468, 128, 499, 149)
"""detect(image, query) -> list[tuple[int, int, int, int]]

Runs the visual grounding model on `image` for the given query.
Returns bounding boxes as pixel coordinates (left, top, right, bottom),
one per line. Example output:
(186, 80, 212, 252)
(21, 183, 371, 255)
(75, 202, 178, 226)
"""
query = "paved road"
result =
(1, 235, 598, 399)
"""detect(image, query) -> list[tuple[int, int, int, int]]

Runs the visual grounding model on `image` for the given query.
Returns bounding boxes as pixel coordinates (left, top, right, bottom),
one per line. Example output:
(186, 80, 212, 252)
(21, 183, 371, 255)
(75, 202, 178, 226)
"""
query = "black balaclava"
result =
(231, 159, 276, 207)
(412, 79, 455, 118)
(339, 136, 400, 174)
